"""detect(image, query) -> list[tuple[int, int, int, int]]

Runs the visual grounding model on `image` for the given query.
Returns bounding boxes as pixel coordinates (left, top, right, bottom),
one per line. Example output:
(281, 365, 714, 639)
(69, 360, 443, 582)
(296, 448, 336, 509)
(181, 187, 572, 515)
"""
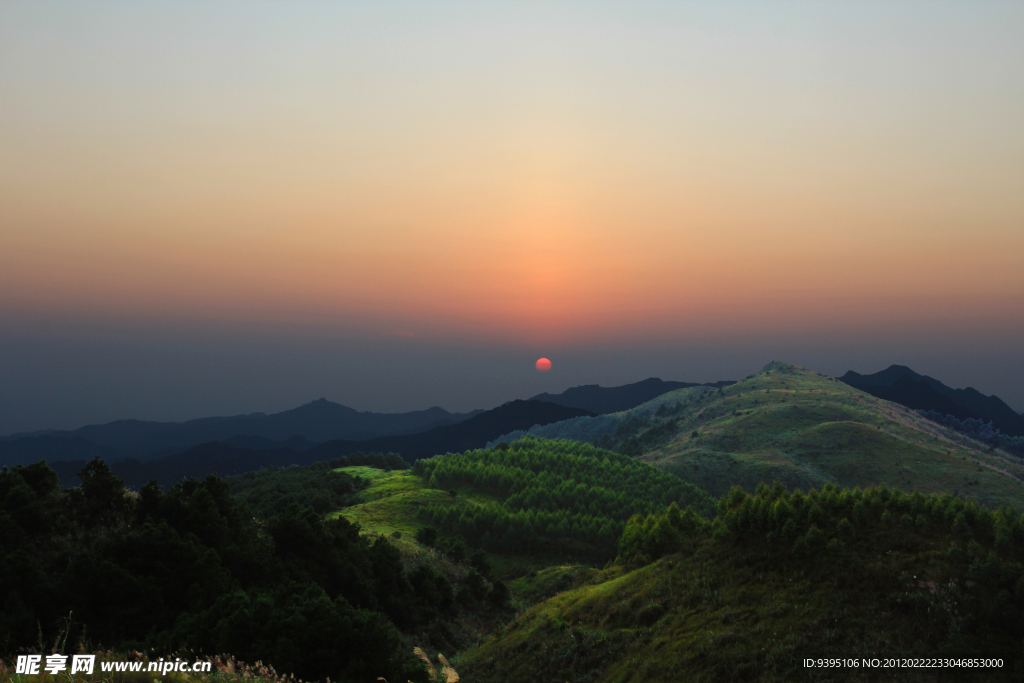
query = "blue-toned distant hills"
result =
(44, 399, 595, 489)
(1, 377, 716, 474)
(7, 376, 708, 487)
(0, 399, 483, 467)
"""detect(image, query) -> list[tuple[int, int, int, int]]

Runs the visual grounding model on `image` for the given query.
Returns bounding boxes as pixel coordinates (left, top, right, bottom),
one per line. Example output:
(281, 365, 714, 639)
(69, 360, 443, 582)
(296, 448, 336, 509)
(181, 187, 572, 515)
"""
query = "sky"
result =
(2, 1, 1023, 434)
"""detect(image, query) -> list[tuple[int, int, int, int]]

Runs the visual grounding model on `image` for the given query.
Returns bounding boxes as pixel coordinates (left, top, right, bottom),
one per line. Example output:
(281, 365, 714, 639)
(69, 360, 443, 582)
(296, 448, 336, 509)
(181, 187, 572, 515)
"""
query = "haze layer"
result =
(2, 2, 1022, 430)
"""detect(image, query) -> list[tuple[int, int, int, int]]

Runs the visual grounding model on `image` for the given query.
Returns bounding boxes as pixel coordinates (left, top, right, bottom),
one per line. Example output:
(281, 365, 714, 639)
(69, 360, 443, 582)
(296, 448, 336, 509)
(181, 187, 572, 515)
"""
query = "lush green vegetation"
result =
(10, 364, 1024, 683)
(325, 466, 520, 657)
(330, 466, 588, 591)
(458, 482, 1024, 682)
(412, 437, 716, 560)
(225, 462, 368, 518)
(490, 363, 1024, 512)
(604, 363, 1024, 509)
(508, 565, 605, 606)
(0, 459, 454, 683)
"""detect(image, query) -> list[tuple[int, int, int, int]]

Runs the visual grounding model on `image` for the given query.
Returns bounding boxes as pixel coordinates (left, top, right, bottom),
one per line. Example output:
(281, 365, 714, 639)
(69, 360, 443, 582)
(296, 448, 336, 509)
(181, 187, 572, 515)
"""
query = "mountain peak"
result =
(840, 365, 1024, 436)
(292, 398, 349, 411)
(758, 361, 801, 374)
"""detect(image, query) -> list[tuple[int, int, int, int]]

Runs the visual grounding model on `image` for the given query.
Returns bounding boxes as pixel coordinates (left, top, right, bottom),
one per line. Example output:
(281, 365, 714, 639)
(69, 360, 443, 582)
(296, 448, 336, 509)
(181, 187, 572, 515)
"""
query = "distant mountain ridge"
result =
(45, 399, 595, 489)
(297, 399, 595, 463)
(840, 365, 1024, 437)
(0, 399, 483, 467)
(530, 377, 735, 415)
(1, 377, 736, 469)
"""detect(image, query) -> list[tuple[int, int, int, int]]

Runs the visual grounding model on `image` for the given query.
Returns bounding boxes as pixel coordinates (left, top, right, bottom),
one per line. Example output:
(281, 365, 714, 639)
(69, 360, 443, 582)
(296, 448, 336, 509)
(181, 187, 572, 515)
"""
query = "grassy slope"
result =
(457, 494, 1024, 683)
(327, 467, 536, 659)
(633, 362, 1024, 509)
(488, 386, 712, 446)
(329, 467, 594, 581)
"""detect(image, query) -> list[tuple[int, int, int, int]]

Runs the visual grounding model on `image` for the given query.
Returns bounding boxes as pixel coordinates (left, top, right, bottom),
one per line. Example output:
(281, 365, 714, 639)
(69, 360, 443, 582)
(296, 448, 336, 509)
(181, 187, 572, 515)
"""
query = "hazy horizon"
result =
(2, 1, 1022, 434)
(2, 324, 1021, 434)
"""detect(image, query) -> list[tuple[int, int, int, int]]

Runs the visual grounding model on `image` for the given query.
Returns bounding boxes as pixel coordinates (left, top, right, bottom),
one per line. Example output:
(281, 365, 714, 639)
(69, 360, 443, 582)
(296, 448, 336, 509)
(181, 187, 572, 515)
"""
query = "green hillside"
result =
(328, 441, 716, 659)
(457, 483, 1024, 682)
(333, 438, 716, 570)
(597, 362, 1024, 509)
(487, 386, 712, 447)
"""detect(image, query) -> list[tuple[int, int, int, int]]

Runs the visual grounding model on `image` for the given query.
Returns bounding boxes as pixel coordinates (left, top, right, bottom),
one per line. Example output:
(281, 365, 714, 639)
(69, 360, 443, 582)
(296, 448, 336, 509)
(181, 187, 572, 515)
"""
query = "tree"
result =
(415, 526, 439, 547)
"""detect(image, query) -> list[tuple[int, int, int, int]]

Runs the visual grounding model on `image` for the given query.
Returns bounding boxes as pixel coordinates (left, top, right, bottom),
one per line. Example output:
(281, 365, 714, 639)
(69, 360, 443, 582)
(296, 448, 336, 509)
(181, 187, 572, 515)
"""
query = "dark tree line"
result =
(0, 459, 447, 683)
(225, 462, 369, 518)
(621, 480, 1024, 569)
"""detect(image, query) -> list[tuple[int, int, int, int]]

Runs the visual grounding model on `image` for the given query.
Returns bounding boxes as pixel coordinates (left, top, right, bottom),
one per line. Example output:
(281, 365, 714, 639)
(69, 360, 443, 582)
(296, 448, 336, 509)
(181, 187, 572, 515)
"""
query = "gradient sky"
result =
(2, 1, 1023, 434)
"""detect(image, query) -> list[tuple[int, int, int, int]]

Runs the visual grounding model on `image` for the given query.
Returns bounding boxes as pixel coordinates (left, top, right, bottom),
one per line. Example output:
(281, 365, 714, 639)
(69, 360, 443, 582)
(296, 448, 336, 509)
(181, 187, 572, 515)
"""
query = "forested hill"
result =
(530, 377, 734, 414)
(458, 482, 1024, 682)
(841, 365, 1024, 436)
(0, 460, 440, 682)
(412, 437, 717, 560)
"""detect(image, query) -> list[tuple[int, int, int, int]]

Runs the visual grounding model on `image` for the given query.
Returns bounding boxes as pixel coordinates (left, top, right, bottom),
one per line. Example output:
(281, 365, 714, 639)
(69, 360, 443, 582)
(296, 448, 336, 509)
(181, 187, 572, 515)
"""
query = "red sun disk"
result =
(535, 358, 552, 372)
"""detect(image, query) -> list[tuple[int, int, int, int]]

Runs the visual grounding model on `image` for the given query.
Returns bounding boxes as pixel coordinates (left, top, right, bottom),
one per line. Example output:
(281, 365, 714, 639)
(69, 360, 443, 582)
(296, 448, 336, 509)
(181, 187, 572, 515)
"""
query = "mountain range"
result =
(46, 399, 595, 489)
(2, 377, 708, 470)
(13, 366, 1022, 493)
(840, 365, 1024, 436)
(0, 400, 482, 467)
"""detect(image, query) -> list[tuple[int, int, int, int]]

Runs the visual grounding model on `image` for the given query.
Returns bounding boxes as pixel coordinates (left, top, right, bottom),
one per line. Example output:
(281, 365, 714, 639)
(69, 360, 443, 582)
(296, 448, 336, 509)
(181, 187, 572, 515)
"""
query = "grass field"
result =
(329, 468, 464, 556)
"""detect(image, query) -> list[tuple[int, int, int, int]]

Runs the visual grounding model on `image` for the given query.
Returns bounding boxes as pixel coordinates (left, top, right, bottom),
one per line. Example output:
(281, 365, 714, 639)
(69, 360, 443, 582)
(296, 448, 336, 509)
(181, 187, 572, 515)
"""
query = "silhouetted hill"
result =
(841, 365, 1024, 436)
(864, 376, 981, 421)
(220, 434, 320, 451)
(46, 400, 594, 488)
(529, 377, 734, 415)
(1, 399, 482, 465)
(306, 400, 595, 463)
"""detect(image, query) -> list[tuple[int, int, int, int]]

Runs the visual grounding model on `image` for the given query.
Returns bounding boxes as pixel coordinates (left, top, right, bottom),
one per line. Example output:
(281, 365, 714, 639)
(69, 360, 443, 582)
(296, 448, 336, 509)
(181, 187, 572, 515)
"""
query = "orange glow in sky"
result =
(2, 2, 1024, 432)
(1, 2, 1022, 346)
